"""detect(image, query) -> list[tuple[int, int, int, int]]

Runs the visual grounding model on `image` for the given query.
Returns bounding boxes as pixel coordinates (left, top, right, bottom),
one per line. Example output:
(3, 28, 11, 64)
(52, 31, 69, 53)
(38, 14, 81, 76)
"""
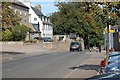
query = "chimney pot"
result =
(35, 5, 41, 11)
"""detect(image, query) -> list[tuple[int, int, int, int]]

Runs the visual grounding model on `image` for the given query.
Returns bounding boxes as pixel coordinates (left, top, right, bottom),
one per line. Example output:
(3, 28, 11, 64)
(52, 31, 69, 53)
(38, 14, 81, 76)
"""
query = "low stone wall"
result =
(0, 41, 24, 45)
(42, 41, 70, 51)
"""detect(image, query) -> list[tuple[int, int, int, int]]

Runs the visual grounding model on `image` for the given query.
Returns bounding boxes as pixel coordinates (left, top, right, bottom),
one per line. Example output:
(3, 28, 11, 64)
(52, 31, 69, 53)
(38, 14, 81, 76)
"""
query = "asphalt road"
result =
(3, 50, 92, 78)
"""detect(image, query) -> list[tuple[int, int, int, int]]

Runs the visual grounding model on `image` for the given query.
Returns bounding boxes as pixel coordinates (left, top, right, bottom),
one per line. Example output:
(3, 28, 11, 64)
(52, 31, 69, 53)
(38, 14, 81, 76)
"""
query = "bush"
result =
(2, 29, 13, 41)
(0, 30, 2, 41)
(2, 24, 30, 41)
(11, 24, 30, 41)
(33, 39, 38, 43)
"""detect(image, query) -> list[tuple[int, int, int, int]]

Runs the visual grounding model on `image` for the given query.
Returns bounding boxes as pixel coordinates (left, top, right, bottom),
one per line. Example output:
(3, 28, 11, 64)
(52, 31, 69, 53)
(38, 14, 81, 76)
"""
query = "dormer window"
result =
(47, 18, 49, 22)
(42, 16, 44, 21)
(41, 16, 42, 20)
(44, 16, 46, 21)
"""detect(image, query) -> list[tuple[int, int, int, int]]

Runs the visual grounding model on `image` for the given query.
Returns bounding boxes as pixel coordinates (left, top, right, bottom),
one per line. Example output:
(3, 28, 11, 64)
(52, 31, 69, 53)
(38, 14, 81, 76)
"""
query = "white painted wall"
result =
(23, 2, 53, 38)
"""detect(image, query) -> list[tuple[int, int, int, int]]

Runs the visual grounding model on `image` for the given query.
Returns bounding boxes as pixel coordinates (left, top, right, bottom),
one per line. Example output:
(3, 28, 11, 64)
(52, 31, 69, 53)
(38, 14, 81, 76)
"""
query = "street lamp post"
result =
(106, 22, 110, 67)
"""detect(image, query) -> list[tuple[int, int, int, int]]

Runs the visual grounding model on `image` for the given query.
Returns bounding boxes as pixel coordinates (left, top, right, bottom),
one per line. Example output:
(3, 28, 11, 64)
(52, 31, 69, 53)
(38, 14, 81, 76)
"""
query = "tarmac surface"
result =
(1, 42, 56, 62)
(1, 42, 106, 79)
(66, 52, 105, 78)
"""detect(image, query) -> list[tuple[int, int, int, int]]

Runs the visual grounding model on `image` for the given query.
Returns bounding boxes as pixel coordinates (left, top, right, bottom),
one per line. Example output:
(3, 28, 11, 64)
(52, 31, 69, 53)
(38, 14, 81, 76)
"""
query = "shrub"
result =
(33, 39, 38, 43)
(11, 24, 30, 41)
(0, 30, 2, 41)
(2, 29, 13, 41)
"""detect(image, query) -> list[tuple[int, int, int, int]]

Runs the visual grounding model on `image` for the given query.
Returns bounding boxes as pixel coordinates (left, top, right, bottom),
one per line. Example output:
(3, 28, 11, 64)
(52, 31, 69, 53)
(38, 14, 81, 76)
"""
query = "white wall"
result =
(23, 2, 53, 38)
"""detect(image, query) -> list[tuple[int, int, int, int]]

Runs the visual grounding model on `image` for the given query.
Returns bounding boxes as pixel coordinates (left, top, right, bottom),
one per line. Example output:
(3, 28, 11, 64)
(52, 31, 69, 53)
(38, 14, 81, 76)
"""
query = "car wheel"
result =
(80, 49, 82, 51)
(70, 49, 72, 52)
(73, 50, 74, 52)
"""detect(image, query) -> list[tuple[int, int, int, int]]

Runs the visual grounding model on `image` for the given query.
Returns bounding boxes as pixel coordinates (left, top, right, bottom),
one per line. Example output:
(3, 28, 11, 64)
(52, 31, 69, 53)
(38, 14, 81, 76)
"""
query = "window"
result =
(42, 16, 44, 21)
(47, 18, 48, 22)
(14, 10, 16, 14)
(44, 17, 45, 21)
(25, 12, 26, 16)
(34, 18, 37, 21)
(41, 16, 42, 20)
(20, 11, 22, 15)
(46, 25, 48, 30)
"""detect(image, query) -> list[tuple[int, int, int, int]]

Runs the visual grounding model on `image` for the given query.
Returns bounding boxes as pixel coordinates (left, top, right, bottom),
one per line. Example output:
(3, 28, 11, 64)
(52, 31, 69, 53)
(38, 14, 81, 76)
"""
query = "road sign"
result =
(105, 30, 115, 33)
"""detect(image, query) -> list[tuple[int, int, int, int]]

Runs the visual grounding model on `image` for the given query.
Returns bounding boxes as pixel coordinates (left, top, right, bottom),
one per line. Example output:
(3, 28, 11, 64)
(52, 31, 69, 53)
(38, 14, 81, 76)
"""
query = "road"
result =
(3, 50, 92, 78)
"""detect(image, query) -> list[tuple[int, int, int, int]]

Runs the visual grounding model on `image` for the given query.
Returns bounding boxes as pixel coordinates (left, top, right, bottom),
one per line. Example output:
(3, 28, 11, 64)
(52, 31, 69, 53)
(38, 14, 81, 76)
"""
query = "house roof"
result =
(31, 6, 44, 16)
(12, 2, 29, 9)
(43, 21, 52, 25)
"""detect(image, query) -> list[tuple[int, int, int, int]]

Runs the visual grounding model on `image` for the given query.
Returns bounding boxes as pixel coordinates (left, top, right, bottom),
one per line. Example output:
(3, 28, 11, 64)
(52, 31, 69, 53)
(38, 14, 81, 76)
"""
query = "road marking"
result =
(65, 52, 92, 78)
(64, 69, 78, 78)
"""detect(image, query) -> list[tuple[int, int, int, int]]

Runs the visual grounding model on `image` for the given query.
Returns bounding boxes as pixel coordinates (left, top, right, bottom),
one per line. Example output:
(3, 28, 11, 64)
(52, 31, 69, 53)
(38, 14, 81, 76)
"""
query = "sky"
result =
(30, 0, 59, 16)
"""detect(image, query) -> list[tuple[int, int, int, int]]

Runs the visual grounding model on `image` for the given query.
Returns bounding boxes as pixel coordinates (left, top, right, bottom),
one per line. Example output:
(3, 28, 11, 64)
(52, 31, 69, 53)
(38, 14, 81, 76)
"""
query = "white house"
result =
(22, 1, 53, 39)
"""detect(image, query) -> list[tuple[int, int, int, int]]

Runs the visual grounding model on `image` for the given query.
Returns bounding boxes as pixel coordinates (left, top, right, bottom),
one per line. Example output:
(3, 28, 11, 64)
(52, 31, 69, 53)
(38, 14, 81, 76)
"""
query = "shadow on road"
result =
(69, 64, 100, 72)
(1, 51, 25, 55)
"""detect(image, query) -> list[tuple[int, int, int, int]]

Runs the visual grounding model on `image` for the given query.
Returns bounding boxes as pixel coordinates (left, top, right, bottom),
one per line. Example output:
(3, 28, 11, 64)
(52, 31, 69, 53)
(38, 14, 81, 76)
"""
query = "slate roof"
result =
(12, 2, 29, 9)
(31, 6, 44, 16)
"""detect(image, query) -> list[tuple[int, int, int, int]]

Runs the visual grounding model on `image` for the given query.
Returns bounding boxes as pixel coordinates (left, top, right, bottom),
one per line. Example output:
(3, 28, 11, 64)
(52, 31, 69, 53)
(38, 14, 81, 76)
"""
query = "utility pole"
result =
(106, 22, 109, 67)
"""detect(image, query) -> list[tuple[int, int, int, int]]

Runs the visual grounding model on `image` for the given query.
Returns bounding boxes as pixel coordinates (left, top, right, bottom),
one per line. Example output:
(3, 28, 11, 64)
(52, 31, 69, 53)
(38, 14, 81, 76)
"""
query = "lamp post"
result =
(106, 22, 110, 67)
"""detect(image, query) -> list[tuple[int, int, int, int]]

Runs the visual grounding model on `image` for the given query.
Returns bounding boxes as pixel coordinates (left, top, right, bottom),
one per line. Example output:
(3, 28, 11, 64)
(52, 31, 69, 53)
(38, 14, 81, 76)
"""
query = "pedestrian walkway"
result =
(66, 51, 105, 79)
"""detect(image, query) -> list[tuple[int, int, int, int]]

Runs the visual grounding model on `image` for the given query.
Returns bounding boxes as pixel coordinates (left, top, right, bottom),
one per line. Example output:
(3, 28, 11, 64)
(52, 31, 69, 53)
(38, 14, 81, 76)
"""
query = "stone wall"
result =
(0, 41, 24, 45)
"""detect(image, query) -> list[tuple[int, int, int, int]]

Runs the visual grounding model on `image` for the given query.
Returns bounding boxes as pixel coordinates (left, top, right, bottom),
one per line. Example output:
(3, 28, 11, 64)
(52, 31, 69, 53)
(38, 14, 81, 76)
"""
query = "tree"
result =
(2, 29, 13, 41)
(1, 2, 21, 29)
(11, 24, 30, 41)
(50, 2, 120, 47)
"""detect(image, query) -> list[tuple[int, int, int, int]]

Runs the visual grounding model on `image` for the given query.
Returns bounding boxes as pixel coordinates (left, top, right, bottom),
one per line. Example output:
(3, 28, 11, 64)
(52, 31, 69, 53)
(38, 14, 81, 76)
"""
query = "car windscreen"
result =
(71, 42, 80, 45)
(107, 61, 120, 69)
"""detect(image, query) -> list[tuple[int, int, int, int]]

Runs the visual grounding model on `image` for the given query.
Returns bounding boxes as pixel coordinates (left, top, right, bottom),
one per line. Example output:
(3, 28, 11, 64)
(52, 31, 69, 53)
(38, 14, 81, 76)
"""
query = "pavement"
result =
(1, 42, 106, 79)
(66, 51, 106, 79)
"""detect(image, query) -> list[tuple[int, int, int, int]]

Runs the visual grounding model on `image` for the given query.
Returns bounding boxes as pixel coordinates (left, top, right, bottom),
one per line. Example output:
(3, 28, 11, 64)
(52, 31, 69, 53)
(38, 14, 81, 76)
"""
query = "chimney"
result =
(35, 5, 41, 11)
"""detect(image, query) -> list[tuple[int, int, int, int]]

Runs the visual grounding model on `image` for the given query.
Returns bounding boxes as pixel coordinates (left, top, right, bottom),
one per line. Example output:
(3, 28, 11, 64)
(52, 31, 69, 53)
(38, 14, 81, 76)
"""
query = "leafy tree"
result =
(11, 24, 30, 41)
(50, 2, 120, 47)
(1, 2, 21, 29)
(2, 29, 13, 41)
(2, 24, 29, 41)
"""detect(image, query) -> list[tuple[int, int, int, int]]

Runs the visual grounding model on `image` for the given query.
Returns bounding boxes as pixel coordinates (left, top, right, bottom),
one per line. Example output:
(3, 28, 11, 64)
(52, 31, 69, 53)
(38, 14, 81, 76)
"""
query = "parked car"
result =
(104, 61, 120, 73)
(43, 37, 53, 42)
(70, 42, 82, 52)
(85, 73, 120, 80)
(108, 56, 120, 64)
(109, 52, 120, 59)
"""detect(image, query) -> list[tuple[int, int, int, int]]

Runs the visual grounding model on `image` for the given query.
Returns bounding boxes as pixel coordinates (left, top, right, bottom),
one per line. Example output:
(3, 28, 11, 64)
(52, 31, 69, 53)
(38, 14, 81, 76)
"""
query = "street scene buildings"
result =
(1, 0, 120, 79)
(23, 2, 53, 40)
